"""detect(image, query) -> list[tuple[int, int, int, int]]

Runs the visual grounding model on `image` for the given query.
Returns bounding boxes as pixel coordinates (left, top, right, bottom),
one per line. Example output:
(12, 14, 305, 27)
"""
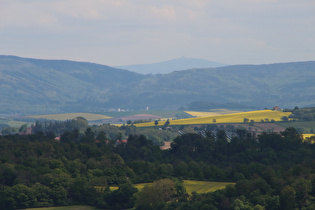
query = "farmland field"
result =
(28, 113, 111, 121)
(97, 110, 192, 118)
(109, 180, 234, 195)
(185, 109, 242, 117)
(277, 121, 315, 133)
(0, 118, 29, 127)
(136, 110, 291, 127)
(303, 134, 315, 139)
(183, 180, 235, 194)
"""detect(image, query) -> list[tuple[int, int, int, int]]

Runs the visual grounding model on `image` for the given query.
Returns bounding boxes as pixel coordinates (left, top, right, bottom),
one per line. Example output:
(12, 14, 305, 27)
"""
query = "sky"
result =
(0, 0, 314, 66)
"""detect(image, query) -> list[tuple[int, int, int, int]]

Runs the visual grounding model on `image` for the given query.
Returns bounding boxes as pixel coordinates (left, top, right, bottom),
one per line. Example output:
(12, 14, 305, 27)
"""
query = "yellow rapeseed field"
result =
(28, 113, 111, 121)
(136, 110, 291, 127)
(302, 134, 315, 138)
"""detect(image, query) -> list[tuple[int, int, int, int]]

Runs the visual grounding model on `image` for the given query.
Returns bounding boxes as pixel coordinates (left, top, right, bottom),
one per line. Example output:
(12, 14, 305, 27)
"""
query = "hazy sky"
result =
(0, 0, 314, 66)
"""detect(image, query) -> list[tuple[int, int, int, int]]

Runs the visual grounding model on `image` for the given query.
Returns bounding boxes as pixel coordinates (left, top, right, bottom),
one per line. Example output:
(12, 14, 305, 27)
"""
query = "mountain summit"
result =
(116, 57, 226, 74)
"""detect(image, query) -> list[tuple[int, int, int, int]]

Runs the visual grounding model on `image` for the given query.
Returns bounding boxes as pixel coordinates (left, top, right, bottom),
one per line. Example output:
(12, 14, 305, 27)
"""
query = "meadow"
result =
(28, 113, 111, 121)
(136, 110, 291, 127)
(0, 117, 28, 128)
(183, 180, 235, 195)
(109, 180, 234, 195)
(277, 121, 315, 133)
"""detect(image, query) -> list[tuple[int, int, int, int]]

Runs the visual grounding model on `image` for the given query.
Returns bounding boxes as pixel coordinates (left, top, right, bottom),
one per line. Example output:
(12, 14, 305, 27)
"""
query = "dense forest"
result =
(1, 120, 315, 209)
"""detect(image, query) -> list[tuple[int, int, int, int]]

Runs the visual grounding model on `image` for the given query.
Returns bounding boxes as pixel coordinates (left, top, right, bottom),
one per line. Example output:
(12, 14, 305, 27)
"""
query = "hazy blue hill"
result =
(116, 57, 226, 74)
(0, 55, 145, 114)
(115, 61, 315, 110)
(6, 56, 145, 86)
(1, 55, 315, 114)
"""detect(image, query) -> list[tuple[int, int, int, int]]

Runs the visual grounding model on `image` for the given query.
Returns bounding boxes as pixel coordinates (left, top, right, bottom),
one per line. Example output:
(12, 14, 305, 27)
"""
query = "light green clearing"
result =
(183, 180, 235, 195)
(110, 180, 234, 195)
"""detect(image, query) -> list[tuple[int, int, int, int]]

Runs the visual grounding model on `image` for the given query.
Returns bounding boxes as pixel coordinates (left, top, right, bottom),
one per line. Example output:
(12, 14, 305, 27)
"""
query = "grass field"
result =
(28, 113, 112, 121)
(28, 181, 234, 209)
(183, 180, 235, 194)
(0, 118, 29, 127)
(109, 180, 234, 195)
(109, 183, 154, 192)
(277, 121, 315, 133)
(26, 205, 100, 210)
(136, 110, 291, 127)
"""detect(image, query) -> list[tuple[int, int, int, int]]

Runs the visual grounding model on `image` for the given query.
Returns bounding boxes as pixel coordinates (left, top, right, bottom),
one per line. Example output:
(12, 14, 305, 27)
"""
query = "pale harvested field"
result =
(186, 109, 241, 117)
(253, 123, 287, 132)
(111, 114, 162, 122)
(28, 113, 111, 121)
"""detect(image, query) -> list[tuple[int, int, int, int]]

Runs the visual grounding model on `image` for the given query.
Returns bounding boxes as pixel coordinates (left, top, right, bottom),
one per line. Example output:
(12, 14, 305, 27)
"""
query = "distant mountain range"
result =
(116, 57, 226, 74)
(1, 55, 315, 115)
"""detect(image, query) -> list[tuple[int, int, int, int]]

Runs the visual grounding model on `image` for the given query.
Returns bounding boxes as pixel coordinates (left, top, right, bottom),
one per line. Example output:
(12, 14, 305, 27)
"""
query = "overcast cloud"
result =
(0, 0, 314, 66)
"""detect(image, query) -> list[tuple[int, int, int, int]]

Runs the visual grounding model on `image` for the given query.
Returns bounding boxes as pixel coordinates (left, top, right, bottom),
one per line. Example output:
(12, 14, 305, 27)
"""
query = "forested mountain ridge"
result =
(0, 55, 145, 114)
(1, 55, 315, 114)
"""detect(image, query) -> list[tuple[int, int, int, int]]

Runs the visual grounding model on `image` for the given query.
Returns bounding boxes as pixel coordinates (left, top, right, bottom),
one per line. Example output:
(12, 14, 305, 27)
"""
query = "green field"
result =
(277, 121, 315, 133)
(27, 113, 111, 121)
(183, 180, 235, 194)
(0, 118, 30, 128)
(110, 180, 234, 195)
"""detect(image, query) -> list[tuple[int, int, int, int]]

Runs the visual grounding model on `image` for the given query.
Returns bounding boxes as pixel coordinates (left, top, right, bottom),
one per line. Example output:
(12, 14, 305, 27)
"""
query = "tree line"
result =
(1, 124, 315, 209)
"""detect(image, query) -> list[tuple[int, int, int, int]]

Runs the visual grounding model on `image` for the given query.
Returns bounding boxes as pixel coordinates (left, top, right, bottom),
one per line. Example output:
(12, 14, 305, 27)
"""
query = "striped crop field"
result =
(28, 113, 111, 121)
(135, 110, 291, 127)
(183, 180, 235, 195)
(185, 109, 242, 117)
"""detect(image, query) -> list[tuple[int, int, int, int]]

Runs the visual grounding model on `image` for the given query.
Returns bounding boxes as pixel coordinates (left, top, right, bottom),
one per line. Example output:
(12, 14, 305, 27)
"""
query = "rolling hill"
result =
(0, 55, 145, 114)
(116, 57, 226, 74)
(1, 55, 315, 115)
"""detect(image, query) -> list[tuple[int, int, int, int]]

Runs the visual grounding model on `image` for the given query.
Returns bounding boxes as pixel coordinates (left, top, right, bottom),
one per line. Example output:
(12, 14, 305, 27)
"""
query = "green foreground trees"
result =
(1, 127, 315, 209)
